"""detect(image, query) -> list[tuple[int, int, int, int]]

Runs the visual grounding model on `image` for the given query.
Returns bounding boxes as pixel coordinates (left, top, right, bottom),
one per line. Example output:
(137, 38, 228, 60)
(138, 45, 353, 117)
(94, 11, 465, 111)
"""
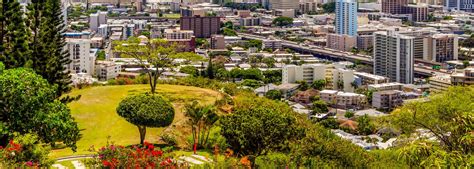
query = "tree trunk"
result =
(138, 126, 146, 144)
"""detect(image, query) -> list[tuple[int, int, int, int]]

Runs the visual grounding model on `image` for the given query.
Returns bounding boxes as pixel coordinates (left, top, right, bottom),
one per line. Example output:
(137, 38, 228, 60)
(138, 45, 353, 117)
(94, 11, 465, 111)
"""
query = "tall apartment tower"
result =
(381, 0, 407, 14)
(373, 31, 414, 84)
(423, 34, 458, 62)
(335, 0, 357, 36)
(445, 0, 474, 12)
(180, 16, 221, 38)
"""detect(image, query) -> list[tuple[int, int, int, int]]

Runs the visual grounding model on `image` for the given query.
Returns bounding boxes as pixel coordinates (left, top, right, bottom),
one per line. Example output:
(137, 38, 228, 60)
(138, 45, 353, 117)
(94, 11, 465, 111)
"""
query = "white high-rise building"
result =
(66, 39, 95, 75)
(373, 31, 414, 84)
(90, 12, 107, 32)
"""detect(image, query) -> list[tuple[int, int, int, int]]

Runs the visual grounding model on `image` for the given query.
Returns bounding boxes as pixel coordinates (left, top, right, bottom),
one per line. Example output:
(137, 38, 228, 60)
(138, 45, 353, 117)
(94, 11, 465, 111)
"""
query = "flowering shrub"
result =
(0, 134, 53, 167)
(87, 141, 178, 168)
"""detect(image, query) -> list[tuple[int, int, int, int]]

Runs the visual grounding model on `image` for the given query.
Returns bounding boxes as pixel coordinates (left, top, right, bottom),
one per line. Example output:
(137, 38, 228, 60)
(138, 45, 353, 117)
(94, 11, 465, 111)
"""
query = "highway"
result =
(238, 32, 449, 77)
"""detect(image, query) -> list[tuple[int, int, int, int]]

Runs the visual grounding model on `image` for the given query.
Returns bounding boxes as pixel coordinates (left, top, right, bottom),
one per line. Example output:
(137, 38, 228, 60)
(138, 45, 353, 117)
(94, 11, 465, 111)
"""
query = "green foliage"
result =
(255, 152, 292, 168)
(322, 2, 336, 13)
(312, 100, 329, 115)
(0, 0, 32, 69)
(265, 89, 282, 100)
(0, 67, 80, 151)
(272, 16, 293, 27)
(97, 50, 106, 60)
(290, 124, 370, 167)
(230, 68, 263, 81)
(296, 80, 309, 91)
(0, 134, 54, 167)
(390, 86, 473, 167)
(203, 126, 227, 151)
(443, 15, 453, 20)
(245, 39, 263, 50)
(160, 133, 178, 146)
(318, 118, 339, 129)
(241, 79, 263, 88)
(262, 69, 282, 84)
(311, 79, 327, 90)
(195, 38, 208, 48)
(116, 93, 175, 144)
(261, 57, 275, 68)
(344, 111, 355, 119)
(222, 28, 237, 36)
(220, 95, 300, 156)
(223, 21, 234, 29)
(184, 101, 218, 149)
(179, 66, 199, 76)
(356, 114, 375, 135)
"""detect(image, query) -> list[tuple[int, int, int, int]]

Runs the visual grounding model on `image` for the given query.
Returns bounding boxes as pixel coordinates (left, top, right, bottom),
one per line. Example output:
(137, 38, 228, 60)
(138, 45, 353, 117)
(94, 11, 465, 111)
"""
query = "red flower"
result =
(151, 150, 163, 157)
(102, 160, 111, 166)
(148, 144, 154, 150)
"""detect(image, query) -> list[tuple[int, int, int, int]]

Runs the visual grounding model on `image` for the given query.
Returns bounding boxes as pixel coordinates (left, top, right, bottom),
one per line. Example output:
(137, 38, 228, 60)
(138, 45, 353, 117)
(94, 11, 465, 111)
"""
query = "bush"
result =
(255, 152, 292, 168)
(161, 133, 178, 146)
(344, 111, 355, 119)
(204, 126, 227, 152)
(0, 134, 54, 167)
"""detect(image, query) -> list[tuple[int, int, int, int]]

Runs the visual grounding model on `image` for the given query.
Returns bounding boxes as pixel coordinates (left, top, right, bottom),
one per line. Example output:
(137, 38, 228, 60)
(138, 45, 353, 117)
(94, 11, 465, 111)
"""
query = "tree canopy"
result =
(0, 67, 80, 150)
(116, 93, 175, 144)
(272, 17, 293, 27)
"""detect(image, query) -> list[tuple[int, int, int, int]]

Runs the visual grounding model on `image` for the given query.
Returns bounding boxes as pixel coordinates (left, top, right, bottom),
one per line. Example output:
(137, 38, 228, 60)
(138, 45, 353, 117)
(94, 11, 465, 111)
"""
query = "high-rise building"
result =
(373, 31, 414, 84)
(404, 4, 428, 21)
(335, 0, 357, 36)
(445, 0, 474, 12)
(89, 12, 107, 32)
(180, 16, 221, 38)
(66, 39, 95, 75)
(423, 34, 458, 63)
(399, 30, 435, 59)
(270, 0, 299, 10)
(381, 0, 407, 14)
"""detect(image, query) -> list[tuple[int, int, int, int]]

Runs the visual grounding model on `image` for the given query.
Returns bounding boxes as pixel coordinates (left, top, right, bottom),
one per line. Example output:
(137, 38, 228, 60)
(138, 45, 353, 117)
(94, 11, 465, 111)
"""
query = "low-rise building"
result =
(211, 35, 226, 49)
(429, 74, 452, 93)
(240, 17, 261, 26)
(326, 33, 357, 52)
(368, 82, 404, 91)
(372, 90, 403, 109)
(354, 72, 390, 85)
(320, 90, 366, 109)
(263, 39, 282, 50)
(95, 61, 121, 81)
(451, 68, 474, 86)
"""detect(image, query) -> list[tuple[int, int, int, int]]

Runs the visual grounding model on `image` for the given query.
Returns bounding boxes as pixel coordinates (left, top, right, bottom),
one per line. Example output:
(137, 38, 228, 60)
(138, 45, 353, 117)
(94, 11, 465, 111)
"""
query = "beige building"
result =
(95, 61, 121, 81)
(320, 90, 366, 108)
(66, 38, 95, 75)
(423, 34, 458, 63)
(332, 68, 355, 92)
(372, 90, 403, 109)
(164, 28, 194, 40)
(326, 33, 357, 52)
(355, 72, 390, 85)
(429, 74, 452, 93)
(368, 82, 404, 91)
(282, 64, 340, 90)
(211, 35, 225, 49)
(451, 68, 474, 86)
(270, 0, 299, 10)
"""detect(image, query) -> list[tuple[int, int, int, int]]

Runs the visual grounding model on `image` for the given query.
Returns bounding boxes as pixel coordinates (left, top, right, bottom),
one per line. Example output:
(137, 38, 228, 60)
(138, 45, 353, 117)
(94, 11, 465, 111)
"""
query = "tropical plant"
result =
(184, 101, 218, 151)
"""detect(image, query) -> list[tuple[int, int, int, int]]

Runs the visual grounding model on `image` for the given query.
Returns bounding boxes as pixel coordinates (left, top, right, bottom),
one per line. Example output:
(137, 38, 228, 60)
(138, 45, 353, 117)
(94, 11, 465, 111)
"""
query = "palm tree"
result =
(184, 101, 218, 154)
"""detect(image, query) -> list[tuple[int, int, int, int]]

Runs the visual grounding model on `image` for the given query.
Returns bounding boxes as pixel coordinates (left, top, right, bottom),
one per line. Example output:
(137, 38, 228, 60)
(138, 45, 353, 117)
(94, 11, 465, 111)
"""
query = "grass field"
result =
(162, 13, 181, 19)
(51, 84, 222, 158)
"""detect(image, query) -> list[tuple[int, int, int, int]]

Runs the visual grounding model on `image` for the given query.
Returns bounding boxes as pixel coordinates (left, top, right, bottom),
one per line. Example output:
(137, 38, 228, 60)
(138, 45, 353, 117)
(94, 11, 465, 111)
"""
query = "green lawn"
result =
(51, 84, 222, 158)
(162, 13, 181, 19)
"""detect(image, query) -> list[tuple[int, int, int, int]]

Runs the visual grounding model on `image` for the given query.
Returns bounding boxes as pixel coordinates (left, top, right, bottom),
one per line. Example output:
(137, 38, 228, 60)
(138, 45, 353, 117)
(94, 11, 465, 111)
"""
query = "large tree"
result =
(0, 0, 32, 68)
(114, 38, 202, 93)
(116, 94, 175, 144)
(391, 86, 473, 167)
(0, 65, 80, 150)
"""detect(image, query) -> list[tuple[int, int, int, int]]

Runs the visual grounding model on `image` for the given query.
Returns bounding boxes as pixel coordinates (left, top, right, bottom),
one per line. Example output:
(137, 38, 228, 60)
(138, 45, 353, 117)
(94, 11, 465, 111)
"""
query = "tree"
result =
(245, 39, 263, 50)
(0, 67, 80, 150)
(297, 80, 309, 91)
(222, 28, 237, 36)
(344, 111, 355, 118)
(195, 38, 208, 48)
(184, 101, 218, 152)
(114, 38, 202, 93)
(30, 0, 74, 101)
(262, 57, 276, 68)
(311, 79, 327, 90)
(390, 86, 473, 167)
(312, 100, 329, 115)
(220, 97, 299, 156)
(321, 2, 336, 13)
(97, 50, 106, 60)
(116, 93, 175, 144)
(263, 70, 282, 84)
(356, 114, 374, 135)
(223, 21, 234, 29)
(272, 16, 293, 27)
(241, 79, 263, 88)
(179, 65, 199, 76)
(0, 0, 32, 69)
(265, 90, 282, 100)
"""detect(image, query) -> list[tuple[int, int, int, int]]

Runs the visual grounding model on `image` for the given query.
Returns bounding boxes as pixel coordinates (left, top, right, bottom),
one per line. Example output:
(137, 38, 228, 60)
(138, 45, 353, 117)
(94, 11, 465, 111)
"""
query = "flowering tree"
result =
(86, 141, 178, 168)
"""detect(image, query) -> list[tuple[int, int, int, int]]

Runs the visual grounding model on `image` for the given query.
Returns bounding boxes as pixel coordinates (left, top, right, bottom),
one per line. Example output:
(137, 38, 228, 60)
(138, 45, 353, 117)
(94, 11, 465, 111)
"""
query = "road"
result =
(238, 32, 450, 76)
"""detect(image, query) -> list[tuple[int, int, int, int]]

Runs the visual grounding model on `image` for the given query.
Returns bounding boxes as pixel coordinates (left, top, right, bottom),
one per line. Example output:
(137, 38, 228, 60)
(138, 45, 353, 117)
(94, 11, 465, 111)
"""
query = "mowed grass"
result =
(51, 84, 222, 158)
(162, 13, 181, 19)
